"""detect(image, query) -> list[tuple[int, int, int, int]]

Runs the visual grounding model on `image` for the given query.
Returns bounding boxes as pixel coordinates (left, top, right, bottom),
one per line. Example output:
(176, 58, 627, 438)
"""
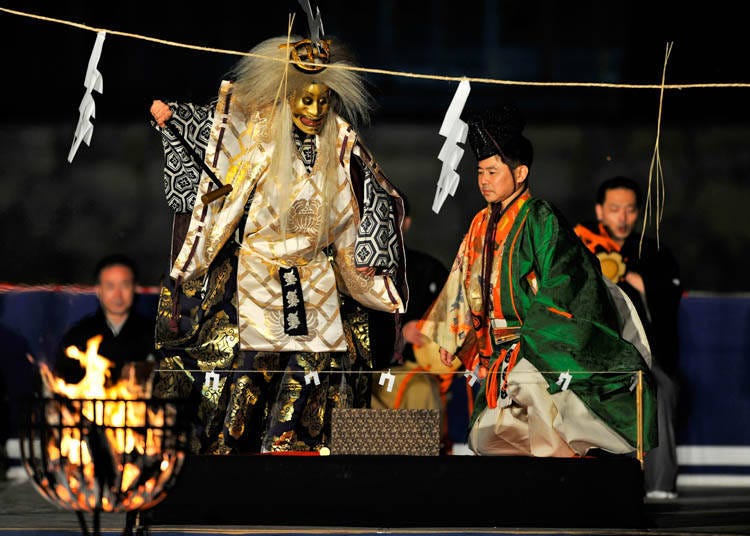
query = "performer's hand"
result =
(150, 100, 172, 127)
(624, 271, 645, 294)
(402, 320, 428, 346)
(439, 347, 455, 367)
(356, 266, 376, 277)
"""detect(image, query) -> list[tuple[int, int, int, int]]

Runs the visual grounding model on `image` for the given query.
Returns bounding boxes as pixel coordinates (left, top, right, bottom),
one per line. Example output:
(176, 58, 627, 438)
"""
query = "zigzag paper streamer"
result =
(304, 370, 321, 386)
(378, 369, 396, 392)
(68, 31, 106, 163)
(556, 370, 573, 391)
(432, 79, 471, 214)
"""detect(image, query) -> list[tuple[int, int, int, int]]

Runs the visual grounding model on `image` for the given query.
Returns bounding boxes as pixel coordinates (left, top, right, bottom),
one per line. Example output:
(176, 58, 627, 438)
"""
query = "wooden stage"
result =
(143, 454, 646, 529)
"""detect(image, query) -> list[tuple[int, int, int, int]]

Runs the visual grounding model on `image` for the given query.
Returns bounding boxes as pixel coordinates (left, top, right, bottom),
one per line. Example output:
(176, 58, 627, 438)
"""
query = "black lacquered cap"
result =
(467, 104, 526, 161)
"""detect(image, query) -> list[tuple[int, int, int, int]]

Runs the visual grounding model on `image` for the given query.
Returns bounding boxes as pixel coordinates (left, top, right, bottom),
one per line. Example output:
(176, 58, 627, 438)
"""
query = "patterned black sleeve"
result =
(351, 152, 400, 275)
(157, 102, 214, 213)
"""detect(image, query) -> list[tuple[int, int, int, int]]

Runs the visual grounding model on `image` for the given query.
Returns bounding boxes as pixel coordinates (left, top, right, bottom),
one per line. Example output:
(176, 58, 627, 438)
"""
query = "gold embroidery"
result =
(182, 279, 203, 297)
(226, 375, 255, 440)
(152, 355, 194, 399)
(336, 245, 375, 293)
(193, 310, 239, 370)
(264, 308, 318, 344)
(275, 375, 302, 423)
(288, 198, 323, 237)
(201, 256, 234, 312)
(254, 352, 281, 382)
(199, 372, 224, 413)
(300, 382, 327, 437)
(154, 286, 176, 347)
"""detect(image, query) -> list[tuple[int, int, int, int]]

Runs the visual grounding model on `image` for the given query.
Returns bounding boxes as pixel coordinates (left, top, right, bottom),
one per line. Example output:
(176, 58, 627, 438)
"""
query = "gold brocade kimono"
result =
(171, 81, 404, 350)
(153, 81, 406, 454)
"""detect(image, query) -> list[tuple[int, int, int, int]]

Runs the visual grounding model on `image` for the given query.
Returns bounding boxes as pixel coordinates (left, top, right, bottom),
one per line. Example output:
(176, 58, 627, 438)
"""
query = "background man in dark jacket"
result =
(54, 254, 156, 386)
(575, 175, 683, 498)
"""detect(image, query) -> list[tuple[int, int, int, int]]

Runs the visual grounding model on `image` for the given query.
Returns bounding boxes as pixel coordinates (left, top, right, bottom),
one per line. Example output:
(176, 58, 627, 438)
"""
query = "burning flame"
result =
(31, 335, 184, 512)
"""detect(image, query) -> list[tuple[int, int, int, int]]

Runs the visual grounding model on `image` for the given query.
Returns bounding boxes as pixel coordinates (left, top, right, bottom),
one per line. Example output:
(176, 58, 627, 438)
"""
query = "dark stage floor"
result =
(2, 463, 750, 536)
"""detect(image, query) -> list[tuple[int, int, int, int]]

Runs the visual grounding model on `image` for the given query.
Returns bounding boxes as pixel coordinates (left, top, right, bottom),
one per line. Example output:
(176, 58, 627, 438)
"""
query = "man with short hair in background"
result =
(575, 176, 683, 499)
(54, 253, 156, 386)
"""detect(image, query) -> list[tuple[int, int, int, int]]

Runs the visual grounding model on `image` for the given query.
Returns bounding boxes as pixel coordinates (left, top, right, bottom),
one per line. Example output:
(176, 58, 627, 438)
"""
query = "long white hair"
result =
(229, 35, 372, 247)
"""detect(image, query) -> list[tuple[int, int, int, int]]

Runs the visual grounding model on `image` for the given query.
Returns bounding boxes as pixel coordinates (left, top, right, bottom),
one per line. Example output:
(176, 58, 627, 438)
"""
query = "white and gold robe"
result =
(169, 81, 405, 354)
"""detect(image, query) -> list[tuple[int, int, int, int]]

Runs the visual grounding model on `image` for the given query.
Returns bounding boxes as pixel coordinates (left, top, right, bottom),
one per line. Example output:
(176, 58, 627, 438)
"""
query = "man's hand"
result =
(624, 271, 645, 294)
(439, 347, 456, 367)
(402, 320, 429, 346)
(150, 100, 172, 128)
(355, 266, 376, 278)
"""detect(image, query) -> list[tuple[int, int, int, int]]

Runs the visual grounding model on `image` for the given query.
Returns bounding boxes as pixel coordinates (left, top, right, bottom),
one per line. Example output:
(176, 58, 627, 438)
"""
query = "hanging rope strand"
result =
(642, 41, 673, 254)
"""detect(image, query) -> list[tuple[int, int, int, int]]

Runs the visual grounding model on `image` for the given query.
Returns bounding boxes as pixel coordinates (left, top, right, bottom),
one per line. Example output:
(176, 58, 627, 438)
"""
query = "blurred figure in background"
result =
(0, 366, 9, 480)
(54, 253, 156, 386)
(369, 191, 456, 452)
(0, 325, 33, 481)
(575, 176, 683, 498)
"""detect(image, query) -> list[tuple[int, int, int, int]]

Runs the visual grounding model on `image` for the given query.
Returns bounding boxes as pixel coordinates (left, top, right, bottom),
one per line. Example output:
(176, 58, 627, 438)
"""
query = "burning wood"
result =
(22, 335, 188, 519)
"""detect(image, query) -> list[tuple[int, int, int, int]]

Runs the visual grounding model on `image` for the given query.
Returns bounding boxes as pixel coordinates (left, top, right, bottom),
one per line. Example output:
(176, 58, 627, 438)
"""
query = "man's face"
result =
(476, 155, 525, 205)
(595, 187, 639, 243)
(290, 83, 331, 135)
(96, 264, 135, 318)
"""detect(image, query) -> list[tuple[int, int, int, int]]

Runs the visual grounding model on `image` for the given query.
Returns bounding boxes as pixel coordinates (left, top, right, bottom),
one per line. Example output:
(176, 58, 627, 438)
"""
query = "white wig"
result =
(228, 35, 373, 248)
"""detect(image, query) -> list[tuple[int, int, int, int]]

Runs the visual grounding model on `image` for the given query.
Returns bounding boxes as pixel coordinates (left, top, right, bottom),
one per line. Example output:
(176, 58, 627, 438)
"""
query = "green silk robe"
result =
(421, 193, 657, 454)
